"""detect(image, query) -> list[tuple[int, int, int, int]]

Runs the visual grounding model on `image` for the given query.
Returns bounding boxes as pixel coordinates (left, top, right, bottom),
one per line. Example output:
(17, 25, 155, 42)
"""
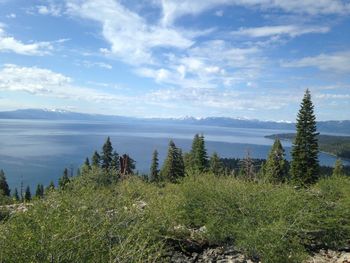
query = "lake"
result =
(0, 119, 348, 190)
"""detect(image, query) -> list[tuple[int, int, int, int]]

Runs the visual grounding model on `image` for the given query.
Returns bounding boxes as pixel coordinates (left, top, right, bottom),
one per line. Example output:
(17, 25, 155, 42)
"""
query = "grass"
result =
(1, 171, 349, 263)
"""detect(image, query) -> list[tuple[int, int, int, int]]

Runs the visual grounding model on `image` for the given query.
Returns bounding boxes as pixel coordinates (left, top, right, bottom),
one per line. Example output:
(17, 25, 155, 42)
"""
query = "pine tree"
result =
(13, 188, 19, 201)
(240, 151, 255, 181)
(35, 184, 44, 198)
(80, 158, 91, 176)
(160, 140, 185, 183)
(24, 186, 31, 201)
(333, 159, 344, 176)
(119, 154, 135, 176)
(46, 181, 55, 192)
(92, 151, 101, 167)
(178, 149, 185, 178)
(290, 89, 319, 186)
(264, 138, 287, 183)
(58, 168, 70, 189)
(150, 150, 160, 182)
(111, 151, 120, 171)
(188, 134, 209, 173)
(84, 157, 91, 169)
(0, 169, 10, 196)
(101, 137, 113, 169)
(209, 152, 224, 176)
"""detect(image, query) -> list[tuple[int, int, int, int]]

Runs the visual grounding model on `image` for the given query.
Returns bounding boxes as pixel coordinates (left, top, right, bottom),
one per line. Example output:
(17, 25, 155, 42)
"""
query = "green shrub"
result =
(0, 171, 349, 263)
(0, 178, 163, 262)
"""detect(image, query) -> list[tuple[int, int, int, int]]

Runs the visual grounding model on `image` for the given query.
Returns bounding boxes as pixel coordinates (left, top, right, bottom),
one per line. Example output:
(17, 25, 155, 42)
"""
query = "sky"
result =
(0, 0, 349, 121)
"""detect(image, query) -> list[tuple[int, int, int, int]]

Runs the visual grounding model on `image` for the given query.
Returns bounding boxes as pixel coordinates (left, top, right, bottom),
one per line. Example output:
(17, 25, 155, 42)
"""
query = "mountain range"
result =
(1, 109, 349, 134)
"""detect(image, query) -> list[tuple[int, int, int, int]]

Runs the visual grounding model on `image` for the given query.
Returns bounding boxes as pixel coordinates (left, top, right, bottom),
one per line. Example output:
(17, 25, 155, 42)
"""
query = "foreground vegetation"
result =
(1, 171, 349, 263)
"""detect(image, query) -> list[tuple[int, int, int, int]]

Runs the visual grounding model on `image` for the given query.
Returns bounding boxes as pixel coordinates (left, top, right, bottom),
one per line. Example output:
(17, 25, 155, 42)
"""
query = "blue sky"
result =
(0, 0, 349, 121)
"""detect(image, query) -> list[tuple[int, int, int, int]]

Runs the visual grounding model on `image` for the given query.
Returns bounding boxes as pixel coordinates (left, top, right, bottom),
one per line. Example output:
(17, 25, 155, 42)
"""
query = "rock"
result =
(305, 250, 350, 263)
(337, 252, 350, 263)
(132, 200, 147, 210)
(0, 203, 33, 214)
(199, 226, 207, 233)
(167, 244, 257, 263)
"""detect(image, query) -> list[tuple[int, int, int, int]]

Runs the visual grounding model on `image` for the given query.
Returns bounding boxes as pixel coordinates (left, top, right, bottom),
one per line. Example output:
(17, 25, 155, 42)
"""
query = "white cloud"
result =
(282, 51, 350, 73)
(316, 93, 350, 100)
(160, 0, 350, 26)
(0, 26, 53, 56)
(77, 60, 113, 70)
(232, 25, 330, 38)
(66, 0, 193, 65)
(6, 13, 16, 18)
(0, 64, 125, 103)
(136, 39, 263, 91)
(215, 10, 224, 17)
(36, 1, 62, 16)
(146, 86, 293, 111)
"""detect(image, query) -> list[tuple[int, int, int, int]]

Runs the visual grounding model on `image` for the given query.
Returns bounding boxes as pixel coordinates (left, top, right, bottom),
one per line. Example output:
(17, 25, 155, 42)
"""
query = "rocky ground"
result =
(165, 225, 350, 263)
(167, 245, 350, 263)
(0, 203, 32, 214)
(305, 249, 350, 263)
(168, 245, 257, 263)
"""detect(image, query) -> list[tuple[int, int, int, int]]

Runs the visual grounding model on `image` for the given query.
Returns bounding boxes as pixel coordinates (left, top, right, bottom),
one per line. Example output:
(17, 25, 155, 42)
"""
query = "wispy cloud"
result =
(76, 60, 113, 70)
(232, 25, 330, 38)
(159, 0, 350, 26)
(33, 0, 63, 16)
(0, 26, 53, 56)
(0, 64, 124, 103)
(66, 0, 194, 65)
(37, 4, 62, 16)
(282, 51, 350, 73)
(6, 13, 16, 19)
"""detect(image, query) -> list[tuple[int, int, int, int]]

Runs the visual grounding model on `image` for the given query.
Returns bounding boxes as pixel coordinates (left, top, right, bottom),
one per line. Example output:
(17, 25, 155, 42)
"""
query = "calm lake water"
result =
(0, 119, 348, 190)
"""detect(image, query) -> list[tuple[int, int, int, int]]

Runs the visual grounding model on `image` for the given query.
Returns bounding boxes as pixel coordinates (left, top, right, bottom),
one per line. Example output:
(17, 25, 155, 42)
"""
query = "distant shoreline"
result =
(265, 133, 350, 161)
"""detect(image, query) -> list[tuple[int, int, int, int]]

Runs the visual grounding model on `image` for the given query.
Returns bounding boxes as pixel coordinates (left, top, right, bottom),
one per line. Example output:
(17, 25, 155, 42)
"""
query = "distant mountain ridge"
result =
(0, 109, 350, 134)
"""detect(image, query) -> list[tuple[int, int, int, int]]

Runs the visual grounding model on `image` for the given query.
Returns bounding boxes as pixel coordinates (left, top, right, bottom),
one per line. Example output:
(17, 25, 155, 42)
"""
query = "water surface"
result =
(0, 119, 347, 190)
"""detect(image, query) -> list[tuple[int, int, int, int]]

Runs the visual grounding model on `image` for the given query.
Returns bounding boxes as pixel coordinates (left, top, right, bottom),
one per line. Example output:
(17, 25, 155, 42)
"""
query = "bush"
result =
(0, 178, 163, 262)
(0, 171, 349, 263)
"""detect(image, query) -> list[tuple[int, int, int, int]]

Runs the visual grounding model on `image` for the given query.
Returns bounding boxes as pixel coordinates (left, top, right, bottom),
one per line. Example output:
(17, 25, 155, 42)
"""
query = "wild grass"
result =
(1, 171, 349, 263)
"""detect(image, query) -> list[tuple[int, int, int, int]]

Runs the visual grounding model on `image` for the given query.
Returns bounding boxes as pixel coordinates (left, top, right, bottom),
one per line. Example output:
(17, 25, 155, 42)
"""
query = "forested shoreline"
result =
(265, 133, 350, 160)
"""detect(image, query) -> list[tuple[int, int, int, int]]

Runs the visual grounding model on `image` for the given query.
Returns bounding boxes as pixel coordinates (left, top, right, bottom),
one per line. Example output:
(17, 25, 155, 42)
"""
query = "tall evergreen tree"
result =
(264, 138, 288, 183)
(333, 159, 344, 176)
(290, 89, 319, 186)
(46, 181, 55, 192)
(111, 151, 120, 171)
(186, 134, 209, 173)
(209, 152, 224, 176)
(101, 137, 113, 169)
(13, 188, 19, 201)
(178, 149, 185, 178)
(92, 151, 101, 167)
(150, 150, 160, 182)
(35, 184, 44, 198)
(0, 169, 10, 196)
(58, 168, 70, 189)
(80, 158, 91, 175)
(24, 186, 31, 201)
(161, 140, 185, 183)
(84, 157, 91, 169)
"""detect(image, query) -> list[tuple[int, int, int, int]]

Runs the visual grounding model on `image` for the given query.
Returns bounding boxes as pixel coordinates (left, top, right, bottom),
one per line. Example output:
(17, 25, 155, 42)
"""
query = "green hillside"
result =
(1, 171, 350, 263)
